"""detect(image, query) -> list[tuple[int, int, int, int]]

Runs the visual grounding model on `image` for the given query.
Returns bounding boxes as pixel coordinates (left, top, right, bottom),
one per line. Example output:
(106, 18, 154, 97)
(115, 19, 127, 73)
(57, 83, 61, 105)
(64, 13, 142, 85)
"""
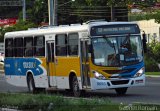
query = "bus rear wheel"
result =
(27, 75, 37, 93)
(115, 87, 128, 95)
(72, 76, 82, 97)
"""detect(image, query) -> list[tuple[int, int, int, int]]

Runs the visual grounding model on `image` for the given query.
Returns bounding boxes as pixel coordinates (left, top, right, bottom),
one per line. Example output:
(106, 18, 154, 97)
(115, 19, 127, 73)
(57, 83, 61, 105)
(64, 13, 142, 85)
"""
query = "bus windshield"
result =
(91, 35, 143, 66)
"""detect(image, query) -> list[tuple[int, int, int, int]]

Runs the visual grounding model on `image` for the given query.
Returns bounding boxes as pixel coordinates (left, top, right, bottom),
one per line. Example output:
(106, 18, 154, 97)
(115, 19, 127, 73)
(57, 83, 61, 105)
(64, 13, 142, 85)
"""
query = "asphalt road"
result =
(0, 74, 160, 104)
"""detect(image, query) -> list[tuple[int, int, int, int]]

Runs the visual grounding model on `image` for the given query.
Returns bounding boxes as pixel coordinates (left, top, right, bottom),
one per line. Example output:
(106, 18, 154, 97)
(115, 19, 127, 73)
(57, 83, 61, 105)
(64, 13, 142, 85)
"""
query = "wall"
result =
(136, 19, 160, 43)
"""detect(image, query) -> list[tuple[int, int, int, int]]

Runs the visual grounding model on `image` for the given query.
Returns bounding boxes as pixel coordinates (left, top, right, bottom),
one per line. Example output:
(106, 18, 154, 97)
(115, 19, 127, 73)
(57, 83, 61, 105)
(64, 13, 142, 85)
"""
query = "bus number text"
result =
(23, 62, 34, 69)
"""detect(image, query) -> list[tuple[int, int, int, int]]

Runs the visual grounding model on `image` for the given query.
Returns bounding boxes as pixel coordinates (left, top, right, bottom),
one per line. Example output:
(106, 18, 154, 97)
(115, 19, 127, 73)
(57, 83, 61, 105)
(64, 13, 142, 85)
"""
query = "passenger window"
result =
(24, 37, 33, 57)
(5, 38, 14, 57)
(14, 38, 23, 57)
(56, 34, 67, 56)
(34, 36, 45, 56)
(68, 33, 79, 56)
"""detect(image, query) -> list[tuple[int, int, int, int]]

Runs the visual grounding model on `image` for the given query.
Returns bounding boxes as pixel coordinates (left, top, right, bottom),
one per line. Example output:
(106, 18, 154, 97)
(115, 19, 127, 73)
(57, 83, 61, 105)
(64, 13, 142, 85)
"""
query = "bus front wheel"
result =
(115, 87, 128, 95)
(27, 75, 36, 93)
(72, 76, 82, 97)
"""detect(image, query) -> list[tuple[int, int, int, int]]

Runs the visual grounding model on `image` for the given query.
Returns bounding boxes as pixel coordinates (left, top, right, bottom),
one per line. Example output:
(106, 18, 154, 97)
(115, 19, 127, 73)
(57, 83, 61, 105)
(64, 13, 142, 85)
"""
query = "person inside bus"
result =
(25, 47, 33, 56)
(120, 37, 132, 55)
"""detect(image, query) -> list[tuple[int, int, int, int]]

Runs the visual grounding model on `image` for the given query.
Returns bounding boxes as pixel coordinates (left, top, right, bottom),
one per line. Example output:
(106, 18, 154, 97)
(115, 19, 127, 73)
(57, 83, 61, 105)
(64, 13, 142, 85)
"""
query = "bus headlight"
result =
(134, 67, 144, 78)
(92, 70, 106, 80)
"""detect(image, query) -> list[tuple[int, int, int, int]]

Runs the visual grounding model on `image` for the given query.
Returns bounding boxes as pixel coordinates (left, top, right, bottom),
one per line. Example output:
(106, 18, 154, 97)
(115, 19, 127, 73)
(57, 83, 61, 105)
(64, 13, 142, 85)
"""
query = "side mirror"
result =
(142, 33, 147, 53)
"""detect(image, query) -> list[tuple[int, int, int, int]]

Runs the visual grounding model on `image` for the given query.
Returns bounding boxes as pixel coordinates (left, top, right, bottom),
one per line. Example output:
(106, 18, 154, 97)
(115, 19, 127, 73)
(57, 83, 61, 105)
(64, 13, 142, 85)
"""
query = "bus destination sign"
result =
(90, 24, 140, 36)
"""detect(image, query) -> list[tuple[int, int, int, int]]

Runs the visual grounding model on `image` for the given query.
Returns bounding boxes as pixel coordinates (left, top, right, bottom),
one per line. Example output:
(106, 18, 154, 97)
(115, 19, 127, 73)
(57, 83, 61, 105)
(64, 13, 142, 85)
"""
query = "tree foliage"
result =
(0, 20, 36, 42)
(153, 10, 160, 23)
(129, 10, 160, 24)
(73, 0, 132, 6)
(29, 0, 48, 25)
(148, 40, 160, 63)
(144, 39, 160, 72)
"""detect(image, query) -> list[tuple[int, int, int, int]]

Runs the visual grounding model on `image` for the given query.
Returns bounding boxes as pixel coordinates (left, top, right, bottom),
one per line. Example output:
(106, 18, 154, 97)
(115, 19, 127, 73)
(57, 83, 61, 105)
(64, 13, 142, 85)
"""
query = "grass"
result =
(0, 93, 160, 111)
(0, 93, 118, 111)
(146, 72, 160, 76)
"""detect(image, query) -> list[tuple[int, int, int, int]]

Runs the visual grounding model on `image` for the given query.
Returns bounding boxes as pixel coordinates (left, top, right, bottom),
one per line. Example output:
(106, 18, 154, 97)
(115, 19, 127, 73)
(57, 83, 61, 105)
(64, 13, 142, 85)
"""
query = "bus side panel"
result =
(5, 57, 48, 88)
(34, 58, 48, 88)
(5, 58, 28, 87)
(55, 57, 81, 89)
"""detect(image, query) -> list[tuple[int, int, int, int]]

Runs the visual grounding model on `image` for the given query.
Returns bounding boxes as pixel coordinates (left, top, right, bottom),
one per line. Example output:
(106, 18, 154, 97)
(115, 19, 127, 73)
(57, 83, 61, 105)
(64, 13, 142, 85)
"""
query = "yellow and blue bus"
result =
(4, 21, 145, 96)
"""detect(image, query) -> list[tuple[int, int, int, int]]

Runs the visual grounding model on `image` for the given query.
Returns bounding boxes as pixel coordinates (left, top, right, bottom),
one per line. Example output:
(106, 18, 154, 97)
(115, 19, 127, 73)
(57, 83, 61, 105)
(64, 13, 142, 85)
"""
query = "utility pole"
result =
(22, 0, 26, 21)
(111, 4, 115, 21)
(48, 0, 57, 26)
(48, 0, 75, 26)
(54, 0, 57, 25)
(48, 0, 54, 26)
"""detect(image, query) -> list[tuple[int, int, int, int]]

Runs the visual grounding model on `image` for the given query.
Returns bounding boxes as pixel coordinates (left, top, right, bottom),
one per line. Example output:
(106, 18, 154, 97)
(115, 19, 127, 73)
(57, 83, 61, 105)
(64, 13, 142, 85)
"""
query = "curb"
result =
(146, 75, 160, 78)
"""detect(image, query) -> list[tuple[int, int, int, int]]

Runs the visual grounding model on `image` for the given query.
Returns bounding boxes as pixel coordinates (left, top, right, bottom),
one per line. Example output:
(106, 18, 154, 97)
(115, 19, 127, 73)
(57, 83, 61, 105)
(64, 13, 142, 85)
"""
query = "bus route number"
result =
(23, 62, 34, 69)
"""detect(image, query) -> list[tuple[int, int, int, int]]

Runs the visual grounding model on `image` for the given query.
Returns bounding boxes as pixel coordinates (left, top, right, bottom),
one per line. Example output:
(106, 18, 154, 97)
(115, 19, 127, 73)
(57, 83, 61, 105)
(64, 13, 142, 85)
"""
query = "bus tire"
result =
(115, 87, 128, 95)
(72, 76, 82, 97)
(27, 75, 37, 93)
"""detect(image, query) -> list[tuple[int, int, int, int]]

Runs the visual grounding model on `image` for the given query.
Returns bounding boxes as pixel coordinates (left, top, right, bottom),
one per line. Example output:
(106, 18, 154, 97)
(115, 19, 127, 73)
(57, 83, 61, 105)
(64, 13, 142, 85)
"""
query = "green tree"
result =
(0, 20, 36, 42)
(153, 10, 160, 23)
(144, 40, 160, 72)
(148, 40, 160, 63)
(73, 0, 132, 6)
(18, 0, 48, 25)
(22, 0, 133, 24)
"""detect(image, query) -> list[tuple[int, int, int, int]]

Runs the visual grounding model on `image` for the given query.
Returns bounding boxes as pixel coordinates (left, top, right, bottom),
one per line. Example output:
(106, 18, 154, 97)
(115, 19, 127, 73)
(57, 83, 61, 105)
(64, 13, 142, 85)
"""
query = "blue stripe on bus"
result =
(121, 61, 144, 77)
(4, 58, 44, 76)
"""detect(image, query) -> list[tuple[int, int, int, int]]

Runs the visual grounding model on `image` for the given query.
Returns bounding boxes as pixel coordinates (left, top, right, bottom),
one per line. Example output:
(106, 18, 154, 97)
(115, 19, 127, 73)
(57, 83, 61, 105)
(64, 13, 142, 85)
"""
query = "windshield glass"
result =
(91, 35, 143, 66)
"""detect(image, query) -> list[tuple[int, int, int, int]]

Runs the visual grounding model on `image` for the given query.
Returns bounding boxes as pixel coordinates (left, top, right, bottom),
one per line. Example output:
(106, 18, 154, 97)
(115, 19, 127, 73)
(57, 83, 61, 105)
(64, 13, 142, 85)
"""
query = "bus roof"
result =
(4, 24, 88, 38)
(4, 21, 138, 38)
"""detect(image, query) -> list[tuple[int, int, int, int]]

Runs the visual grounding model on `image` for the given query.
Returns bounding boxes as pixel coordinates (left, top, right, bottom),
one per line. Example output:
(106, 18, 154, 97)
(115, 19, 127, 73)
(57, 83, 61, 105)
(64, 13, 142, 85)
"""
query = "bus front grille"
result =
(111, 80, 129, 85)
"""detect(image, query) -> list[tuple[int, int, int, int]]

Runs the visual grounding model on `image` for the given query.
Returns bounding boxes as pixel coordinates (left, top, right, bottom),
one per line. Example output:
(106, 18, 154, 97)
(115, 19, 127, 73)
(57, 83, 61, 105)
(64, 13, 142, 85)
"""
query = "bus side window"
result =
(5, 38, 14, 57)
(68, 33, 79, 56)
(14, 38, 23, 57)
(24, 37, 33, 57)
(34, 36, 45, 56)
(55, 34, 67, 56)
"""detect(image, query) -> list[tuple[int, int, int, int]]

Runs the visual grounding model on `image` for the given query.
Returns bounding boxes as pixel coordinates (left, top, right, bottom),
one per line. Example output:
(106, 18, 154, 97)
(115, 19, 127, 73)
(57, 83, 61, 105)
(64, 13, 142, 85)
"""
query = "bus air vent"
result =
(111, 80, 129, 85)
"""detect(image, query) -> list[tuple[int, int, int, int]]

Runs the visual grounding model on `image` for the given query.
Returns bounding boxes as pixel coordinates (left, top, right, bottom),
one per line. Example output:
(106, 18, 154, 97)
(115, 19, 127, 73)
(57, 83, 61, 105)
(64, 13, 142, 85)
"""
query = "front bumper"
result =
(91, 74, 145, 90)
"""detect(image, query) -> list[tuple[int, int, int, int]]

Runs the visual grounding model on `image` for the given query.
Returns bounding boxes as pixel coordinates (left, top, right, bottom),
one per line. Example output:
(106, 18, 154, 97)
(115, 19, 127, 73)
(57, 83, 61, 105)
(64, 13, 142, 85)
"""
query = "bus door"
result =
(46, 41, 57, 87)
(80, 39, 91, 88)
